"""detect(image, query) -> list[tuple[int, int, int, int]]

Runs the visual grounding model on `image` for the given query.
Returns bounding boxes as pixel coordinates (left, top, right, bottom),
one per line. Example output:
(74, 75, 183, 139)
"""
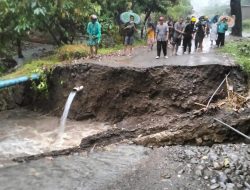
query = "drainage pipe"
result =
(0, 74, 40, 89)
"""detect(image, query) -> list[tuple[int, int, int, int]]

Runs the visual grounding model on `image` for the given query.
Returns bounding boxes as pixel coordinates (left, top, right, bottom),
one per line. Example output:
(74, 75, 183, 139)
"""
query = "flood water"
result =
(0, 108, 111, 164)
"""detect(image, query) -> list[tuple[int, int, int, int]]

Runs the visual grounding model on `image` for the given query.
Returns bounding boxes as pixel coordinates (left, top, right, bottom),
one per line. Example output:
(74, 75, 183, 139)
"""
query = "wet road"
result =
(0, 145, 149, 190)
(81, 37, 235, 68)
(1, 144, 249, 190)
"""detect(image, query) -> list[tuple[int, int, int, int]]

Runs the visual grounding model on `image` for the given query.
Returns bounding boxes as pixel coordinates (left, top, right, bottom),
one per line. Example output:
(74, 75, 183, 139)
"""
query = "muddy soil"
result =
(24, 62, 246, 123)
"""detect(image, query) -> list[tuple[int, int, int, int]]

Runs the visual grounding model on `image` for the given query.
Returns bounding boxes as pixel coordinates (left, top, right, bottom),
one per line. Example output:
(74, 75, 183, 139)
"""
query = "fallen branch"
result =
(214, 118, 250, 141)
(206, 73, 230, 109)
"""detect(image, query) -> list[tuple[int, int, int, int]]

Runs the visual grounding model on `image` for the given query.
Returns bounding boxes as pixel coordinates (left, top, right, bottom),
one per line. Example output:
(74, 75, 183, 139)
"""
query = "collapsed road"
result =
(0, 46, 250, 190)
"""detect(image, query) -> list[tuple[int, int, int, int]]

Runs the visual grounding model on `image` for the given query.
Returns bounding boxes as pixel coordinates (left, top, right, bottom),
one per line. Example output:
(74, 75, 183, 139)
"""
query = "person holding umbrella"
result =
(123, 15, 138, 56)
(87, 14, 102, 58)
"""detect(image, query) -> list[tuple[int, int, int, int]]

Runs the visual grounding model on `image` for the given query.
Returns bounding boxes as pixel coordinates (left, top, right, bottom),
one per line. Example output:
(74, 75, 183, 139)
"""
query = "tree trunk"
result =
(231, 0, 242, 36)
(16, 38, 24, 58)
(140, 10, 151, 39)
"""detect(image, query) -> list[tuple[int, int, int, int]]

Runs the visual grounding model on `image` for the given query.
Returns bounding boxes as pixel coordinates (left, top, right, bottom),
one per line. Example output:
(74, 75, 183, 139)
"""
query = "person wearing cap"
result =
(155, 16, 169, 59)
(87, 14, 102, 58)
(216, 18, 228, 47)
(172, 17, 185, 55)
(183, 17, 196, 54)
(123, 15, 137, 56)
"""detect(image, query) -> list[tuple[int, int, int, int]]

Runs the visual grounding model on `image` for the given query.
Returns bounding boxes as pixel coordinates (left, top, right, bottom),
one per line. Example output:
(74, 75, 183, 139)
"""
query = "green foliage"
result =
(31, 68, 49, 97)
(221, 40, 250, 73)
(57, 45, 89, 60)
(166, 0, 193, 20)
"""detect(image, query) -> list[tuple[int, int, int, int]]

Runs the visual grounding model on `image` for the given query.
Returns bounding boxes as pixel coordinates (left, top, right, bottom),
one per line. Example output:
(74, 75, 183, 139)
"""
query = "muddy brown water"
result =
(0, 109, 111, 165)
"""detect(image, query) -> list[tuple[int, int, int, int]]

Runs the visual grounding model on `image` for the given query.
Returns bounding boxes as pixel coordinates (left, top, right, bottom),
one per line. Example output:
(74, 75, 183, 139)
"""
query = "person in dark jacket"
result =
(194, 19, 206, 52)
(183, 17, 196, 54)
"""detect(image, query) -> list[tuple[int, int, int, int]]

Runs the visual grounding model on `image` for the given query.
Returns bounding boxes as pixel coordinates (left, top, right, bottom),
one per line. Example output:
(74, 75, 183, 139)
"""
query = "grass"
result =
(243, 19, 250, 33)
(0, 39, 146, 80)
(0, 56, 59, 80)
(221, 39, 250, 72)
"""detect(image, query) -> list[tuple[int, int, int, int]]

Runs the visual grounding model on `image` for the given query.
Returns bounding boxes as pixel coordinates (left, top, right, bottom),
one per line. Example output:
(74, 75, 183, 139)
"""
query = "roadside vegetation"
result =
(243, 19, 250, 33)
(221, 39, 250, 72)
(0, 40, 146, 80)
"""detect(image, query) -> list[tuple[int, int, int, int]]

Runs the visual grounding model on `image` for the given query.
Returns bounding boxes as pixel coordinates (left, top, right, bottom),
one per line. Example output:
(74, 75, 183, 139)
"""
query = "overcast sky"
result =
(190, 0, 230, 14)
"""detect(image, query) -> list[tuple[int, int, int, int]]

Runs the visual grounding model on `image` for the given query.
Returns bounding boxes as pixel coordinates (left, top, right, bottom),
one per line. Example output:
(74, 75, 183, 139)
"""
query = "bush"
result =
(57, 44, 89, 61)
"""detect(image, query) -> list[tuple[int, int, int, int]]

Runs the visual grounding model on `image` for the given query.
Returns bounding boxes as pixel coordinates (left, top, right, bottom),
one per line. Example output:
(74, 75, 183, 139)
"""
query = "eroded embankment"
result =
(11, 62, 250, 162)
(24, 62, 246, 122)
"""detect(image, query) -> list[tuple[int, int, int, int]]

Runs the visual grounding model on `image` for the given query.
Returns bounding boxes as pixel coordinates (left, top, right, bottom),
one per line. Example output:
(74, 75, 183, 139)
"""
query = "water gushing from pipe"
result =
(57, 86, 83, 139)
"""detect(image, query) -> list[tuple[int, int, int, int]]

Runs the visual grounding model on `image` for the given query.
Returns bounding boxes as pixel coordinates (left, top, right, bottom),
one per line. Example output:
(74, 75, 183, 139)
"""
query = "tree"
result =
(135, 0, 178, 38)
(166, 0, 193, 21)
(231, 0, 242, 37)
(0, 0, 100, 58)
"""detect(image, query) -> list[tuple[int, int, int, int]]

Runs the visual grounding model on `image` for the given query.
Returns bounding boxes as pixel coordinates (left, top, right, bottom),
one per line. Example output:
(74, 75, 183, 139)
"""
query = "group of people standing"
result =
(146, 15, 229, 59)
(86, 14, 229, 59)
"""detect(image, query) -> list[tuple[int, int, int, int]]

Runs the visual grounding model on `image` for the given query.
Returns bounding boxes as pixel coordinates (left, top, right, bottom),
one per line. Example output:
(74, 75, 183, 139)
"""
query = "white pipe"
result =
(214, 118, 250, 140)
(72, 86, 84, 92)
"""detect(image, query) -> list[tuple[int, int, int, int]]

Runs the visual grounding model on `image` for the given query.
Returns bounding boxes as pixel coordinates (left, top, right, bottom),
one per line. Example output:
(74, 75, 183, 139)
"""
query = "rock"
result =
(213, 162, 223, 170)
(247, 148, 250, 154)
(204, 176, 209, 180)
(161, 174, 171, 179)
(184, 150, 196, 157)
(235, 170, 243, 175)
(195, 165, 204, 177)
(224, 158, 230, 168)
(226, 183, 235, 190)
(208, 152, 219, 161)
(211, 178, 217, 184)
(195, 169, 203, 177)
(196, 138, 203, 145)
(224, 169, 232, 174)
(190, 158, 199, 164)
(236, 183, 243, 188)
(240, 175, 245, 180)
(219, 182, 226, 189)
(217, 172, 229, 184)
(178, 169, 185, 175)
(244, 181, 250, 189)
(210, 183, 220, 189)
